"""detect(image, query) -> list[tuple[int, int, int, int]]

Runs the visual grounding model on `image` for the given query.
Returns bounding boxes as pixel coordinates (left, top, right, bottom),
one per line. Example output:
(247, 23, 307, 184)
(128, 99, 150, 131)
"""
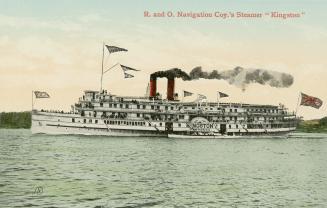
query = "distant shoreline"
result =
(0, 112, 326, 133)
(297, 117, 327, 133)
(0, 112, 31, 129)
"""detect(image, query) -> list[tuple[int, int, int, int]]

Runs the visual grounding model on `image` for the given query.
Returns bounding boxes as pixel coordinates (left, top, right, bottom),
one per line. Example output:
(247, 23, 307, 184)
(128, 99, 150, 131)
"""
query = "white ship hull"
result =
(168, 132, 293, 139)
(32, 111, 296, 138)
(31, 112, 166, 137)
(32, 124, 165, 137)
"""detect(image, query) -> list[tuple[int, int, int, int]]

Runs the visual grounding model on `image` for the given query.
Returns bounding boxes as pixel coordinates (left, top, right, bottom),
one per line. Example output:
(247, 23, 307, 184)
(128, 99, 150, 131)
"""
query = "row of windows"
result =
(100, 103, 176, 111)
(104, 120, 146, 126)
(107, 103, 129, 108)
(72, 118, 99, 124)
(246, 108, 277, 113)
(72, 117, 169, 127)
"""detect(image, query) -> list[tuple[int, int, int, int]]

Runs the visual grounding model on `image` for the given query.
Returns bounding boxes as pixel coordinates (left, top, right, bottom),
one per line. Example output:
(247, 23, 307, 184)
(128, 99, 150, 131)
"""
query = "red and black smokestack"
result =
(149, 76, 157, 97)
(167, 78, 175, 101)
(150, 68, 189, 100)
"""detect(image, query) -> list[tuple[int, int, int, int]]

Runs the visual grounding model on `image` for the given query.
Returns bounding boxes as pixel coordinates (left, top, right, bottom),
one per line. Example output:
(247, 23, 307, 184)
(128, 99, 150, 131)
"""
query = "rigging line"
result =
(103, 63, 119, 74)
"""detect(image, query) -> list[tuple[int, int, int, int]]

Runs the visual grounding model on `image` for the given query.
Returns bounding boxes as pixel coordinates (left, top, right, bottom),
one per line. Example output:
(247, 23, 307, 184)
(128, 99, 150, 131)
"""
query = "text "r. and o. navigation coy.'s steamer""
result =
(31, 44, 315, 139)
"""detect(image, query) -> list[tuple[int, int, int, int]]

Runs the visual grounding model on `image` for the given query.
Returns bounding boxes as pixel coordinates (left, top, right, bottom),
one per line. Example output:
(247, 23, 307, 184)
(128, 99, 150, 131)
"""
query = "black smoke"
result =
(151, 66, 294, 90)
(189, 66, 293, 89)
(151, 68, 190, 80)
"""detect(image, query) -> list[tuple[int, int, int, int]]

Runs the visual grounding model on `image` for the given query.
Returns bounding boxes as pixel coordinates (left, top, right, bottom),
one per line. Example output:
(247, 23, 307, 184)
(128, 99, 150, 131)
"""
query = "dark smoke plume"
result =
(189, 66, 293, 90)
(151, 66, 293, 90)
(151, 68, 190, 80)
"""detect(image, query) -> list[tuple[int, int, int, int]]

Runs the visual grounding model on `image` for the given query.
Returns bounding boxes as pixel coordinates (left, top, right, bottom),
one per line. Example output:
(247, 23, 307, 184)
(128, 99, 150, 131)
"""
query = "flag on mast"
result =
(124, 72, 134, 78)
(183, 90, 193, 97)
(105, 45, 128, 53)
(218, 91, 229, 98)
(120, 64, 139, 72)
(300, 93, 323, 109)
(34, 91, 50, 98)
(198, 94, 207, 100)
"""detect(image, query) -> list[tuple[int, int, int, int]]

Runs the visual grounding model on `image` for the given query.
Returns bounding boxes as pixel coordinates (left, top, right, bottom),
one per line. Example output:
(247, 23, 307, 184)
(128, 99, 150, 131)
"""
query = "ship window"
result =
(236, 124, 238, 128)
(114, 104, 117, 108)
(179, 115, 184, 119)
(72, 118, 75, 123)
(159, 123, 162, 126)
(142, 105, 146, 109)
(151, 105, 154, 110)
(230, 109, 232, 112)
(137, 105, 140, 109)
(192, 107, 195, 109)
(95, 120, 98, 124)
(100, 103, 103, 107)
(229, 125, 231, 128)
(109, 104, 112, 107)
(120, 104, 123, 108)
(157, 106, 160, 109)
(171, 107, 173, 110)
(83, 119, 86, 123)
(125, 104, 129, 108)
(89, 119, 92, 123)
(178, 123, 181, 127)
(234, 109, 237, 112)
(137, 113, 140, 117)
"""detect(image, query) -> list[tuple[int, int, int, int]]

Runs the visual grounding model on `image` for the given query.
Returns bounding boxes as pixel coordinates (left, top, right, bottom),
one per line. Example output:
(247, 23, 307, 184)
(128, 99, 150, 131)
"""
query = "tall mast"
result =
(100, 42, 105, 93)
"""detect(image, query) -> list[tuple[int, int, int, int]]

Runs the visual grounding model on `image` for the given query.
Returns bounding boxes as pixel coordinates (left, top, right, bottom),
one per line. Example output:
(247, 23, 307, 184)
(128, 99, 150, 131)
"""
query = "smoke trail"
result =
(150, 66, 294, 90)
(151, 68, 191, 80)
(189, 66, 294, 90)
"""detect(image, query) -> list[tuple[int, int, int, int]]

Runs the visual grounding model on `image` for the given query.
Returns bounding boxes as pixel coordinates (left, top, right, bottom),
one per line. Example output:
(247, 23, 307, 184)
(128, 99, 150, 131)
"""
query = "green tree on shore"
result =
(0, 112, 31, 129)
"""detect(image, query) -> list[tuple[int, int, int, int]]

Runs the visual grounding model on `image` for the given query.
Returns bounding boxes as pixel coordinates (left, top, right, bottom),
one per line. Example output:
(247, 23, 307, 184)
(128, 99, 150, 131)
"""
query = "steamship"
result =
(32, 76, 297, 138)
(31, 45, 297, 138)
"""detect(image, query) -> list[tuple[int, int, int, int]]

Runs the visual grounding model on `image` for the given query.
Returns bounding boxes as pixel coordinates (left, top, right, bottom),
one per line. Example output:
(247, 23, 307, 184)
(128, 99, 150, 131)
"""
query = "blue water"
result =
(0, 129, 327, 207)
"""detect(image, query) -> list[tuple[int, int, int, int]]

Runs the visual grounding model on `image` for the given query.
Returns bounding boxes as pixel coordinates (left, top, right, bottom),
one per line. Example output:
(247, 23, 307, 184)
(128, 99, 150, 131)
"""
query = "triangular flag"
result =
(105, 45, 128, 53)
(120, 64, 139, 72)
(218, 91, 229, 98)
(183, 90, 193, 97)
(124, 72, 134, 78)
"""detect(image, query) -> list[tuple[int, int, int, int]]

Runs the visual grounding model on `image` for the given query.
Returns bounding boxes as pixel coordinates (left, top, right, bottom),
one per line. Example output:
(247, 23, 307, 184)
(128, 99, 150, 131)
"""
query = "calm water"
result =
(0, 129, 327, 208)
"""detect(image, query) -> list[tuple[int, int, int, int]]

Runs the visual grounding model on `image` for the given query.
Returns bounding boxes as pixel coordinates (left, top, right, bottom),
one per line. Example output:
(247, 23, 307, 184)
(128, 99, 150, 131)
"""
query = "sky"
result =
(0, 0, 326, 119)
